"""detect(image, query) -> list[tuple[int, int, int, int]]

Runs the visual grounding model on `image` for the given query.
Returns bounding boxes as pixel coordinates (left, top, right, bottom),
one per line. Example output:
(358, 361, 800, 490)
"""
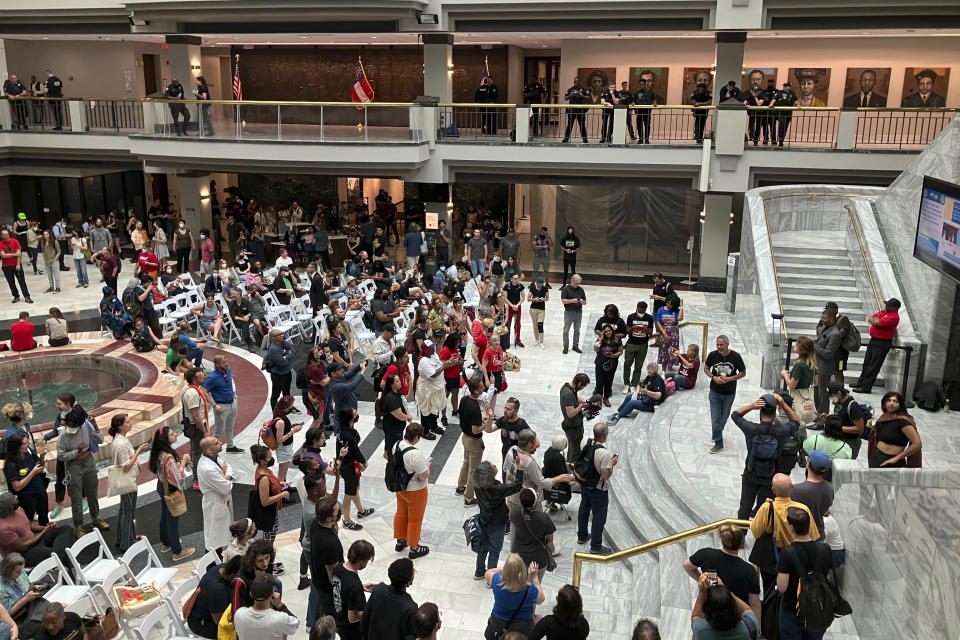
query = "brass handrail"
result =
(678, 320, 709, 358)
(572, 518, 752, 588)
(143, 98, 420, 106)
(745, 106, 839, 111)
(843, 204, 883, 310)
(627, 104, 716, 110)
(760, 198, 788, 343)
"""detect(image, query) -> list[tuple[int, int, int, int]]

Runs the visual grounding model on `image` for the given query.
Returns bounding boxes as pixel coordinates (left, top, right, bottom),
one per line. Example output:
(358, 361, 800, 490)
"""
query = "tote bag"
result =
(107, 447, 138, 497)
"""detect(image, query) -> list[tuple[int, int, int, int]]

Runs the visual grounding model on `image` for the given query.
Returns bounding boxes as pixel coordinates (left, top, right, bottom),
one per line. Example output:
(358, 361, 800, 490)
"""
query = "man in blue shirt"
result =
(203, 355, 243, 453)
(731, 393, 799, 520)
(403, 223, 423, 270)
(327, 359, 369, 431)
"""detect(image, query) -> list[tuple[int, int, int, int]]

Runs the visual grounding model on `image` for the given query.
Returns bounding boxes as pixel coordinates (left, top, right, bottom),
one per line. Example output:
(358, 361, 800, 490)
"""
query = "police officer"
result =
(744, 84, 763, 146)
(475, 76, 499, 135)
(690, 82, 712, 143)
(617, 81, 637, 141)
(44, 69, 64, 130)
(718, 80, 741, 102)
(759, 79, 776, 145)
(3, 74, 29, 130)
(562, 77, 590, 143)
(194, 75, 214, 136)
(773, 81, 798, 147)
(633, 78, 657, 144)
(165, 77, 191, 136)
(522, 75, 547, 137)
(599, 82, 617, 143)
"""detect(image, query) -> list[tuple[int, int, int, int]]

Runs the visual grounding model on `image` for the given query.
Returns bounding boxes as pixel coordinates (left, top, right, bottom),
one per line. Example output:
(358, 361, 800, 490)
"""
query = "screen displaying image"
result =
(915, 175, 960, 283)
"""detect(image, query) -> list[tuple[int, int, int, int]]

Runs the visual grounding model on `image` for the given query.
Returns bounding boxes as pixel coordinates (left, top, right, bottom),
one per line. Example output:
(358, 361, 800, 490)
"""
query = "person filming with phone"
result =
(682, 523, 761, 625)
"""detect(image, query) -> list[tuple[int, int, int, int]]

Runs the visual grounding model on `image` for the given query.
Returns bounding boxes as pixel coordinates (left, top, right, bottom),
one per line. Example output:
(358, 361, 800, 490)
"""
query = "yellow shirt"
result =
(750, 496, 820, 549)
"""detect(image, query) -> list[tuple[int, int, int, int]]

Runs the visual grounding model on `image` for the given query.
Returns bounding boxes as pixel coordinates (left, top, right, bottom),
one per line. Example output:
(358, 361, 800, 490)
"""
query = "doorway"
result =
(142, 54, 160, 96)
(524, 57, 561, 104)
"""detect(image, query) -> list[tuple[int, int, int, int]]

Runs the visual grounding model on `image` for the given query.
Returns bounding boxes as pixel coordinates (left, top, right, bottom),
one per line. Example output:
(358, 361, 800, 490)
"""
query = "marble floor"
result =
(29, 280, 959, 640)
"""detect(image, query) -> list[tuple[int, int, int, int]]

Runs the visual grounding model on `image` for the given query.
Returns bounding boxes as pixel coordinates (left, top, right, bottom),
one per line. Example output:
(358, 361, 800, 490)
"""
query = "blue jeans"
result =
(471, 258, 485, 276)
(474, 522, 507, 577)
(74, 257, 89, 285)
(708, 390, 735, 447)
(156, 481, 182, 554)
(616, 396, 655, 417)
(577, 487, 609, 548)
(664, 371, 689, 389)
(185, 346, 204, 367)
(779, 606, 824, 640)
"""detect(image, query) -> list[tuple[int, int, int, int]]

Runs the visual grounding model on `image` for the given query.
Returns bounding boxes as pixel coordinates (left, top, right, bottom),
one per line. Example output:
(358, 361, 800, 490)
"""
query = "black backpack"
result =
(746, 423, 781, 480)
(384, 445, 415, 492)
(573, 439, 604, 489)
(372, 363, 391, 394)
(793, 545, 839, 632)
(122, 289, 141, 316)
(296, 367, 308, 390)
(131, 328, 154, 352)
(913, 381, 944, 412)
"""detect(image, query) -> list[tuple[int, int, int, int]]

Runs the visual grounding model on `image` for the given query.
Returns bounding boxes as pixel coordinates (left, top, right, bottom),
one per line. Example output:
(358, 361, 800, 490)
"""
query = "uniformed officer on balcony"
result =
(758, 79, 776, 145)
(475, 76, 499, 135)
(562, 77, 590, 143)
(617, 81, 637, 142)
(633, 78, 656, 144)
(690, 83, 713, 143)
(522, 75, 547, 137)
(598, 82, 617, 143)
(772, 81, 798, 147)
(165, 77, 191, 136)
(744, 84, 763, 146)
(44, 69, 64, 130)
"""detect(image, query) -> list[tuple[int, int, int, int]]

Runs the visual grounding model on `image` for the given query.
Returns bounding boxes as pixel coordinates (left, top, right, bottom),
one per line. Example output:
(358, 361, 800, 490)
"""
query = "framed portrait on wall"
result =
(901, 67, 949, 107)
(842, 68, 891, 108)
(577, 67, 616, 104)
(788, 68, 831, 107)
(742, 68, 776, 93)
(628, 67, 668, 105)
(682, 67, 714, 104)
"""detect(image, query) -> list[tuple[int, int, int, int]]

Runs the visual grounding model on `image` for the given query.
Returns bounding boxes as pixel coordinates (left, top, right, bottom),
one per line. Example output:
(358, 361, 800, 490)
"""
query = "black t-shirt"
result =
(561, 235, 581, 256)
(594, 338, 623, 368)
(332, 564, 366, 640)
(362, 584, 418, 640)
(459, 396, 483, 439)
(625, 312, 654, 345)
(328, 335, 347, 362)
(35, 612, 82, 640)
(594, 315, 626, 337)
(504, 282, 525, 305)
(310, 521, 344, 593)
(272, 415, 295, 447)
(189, 564, 233, 629)
(510, 508, 556, 567)
(835, 397, 864, 449)
(652, 282, 673, 315)
(688, 548, 760, 605)
(496, 416, 530, 449)
(528, 283, 549, 310)
(777, 541, 834, 611)
(382, 392, 406, 436)
(640, 374, 666, 402)
(529, 614, 590, 640)
(705, 349, 746, 395)
(560, 285, 586, 311)
(371, 298, 396, 333)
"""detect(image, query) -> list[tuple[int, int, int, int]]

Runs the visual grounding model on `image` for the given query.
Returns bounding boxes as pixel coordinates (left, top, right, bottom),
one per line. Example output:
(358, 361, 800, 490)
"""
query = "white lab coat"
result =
(197, 455, 234, 551)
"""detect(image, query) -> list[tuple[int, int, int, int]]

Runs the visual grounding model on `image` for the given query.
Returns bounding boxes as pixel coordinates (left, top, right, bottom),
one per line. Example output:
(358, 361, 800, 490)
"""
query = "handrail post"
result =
(277, 104, 281, 141)
(69, 99, 85, 133)
(837, 110, 857, 150)
(572, 556, 582, 589)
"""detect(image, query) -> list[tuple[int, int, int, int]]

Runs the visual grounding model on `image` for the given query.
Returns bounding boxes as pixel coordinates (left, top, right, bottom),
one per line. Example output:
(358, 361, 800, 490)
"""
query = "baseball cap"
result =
(17, 212, 26, 220)
(826, 381, 847, 395)
(884, 298, 901, 309)
(249, 575, 275, 601)
(760, 394, 778, 409)
(421, 339, 435, 352)
(823, 301, 839, 310)
(279, 265, 290, 272)
(808, 450, 832, 474)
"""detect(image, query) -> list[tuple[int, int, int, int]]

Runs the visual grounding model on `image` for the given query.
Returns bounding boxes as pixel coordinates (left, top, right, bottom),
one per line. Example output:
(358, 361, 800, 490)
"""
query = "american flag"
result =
(232, 54, 243, 101)
(351, 57, 374, 106)
(481, 55, 490, 81)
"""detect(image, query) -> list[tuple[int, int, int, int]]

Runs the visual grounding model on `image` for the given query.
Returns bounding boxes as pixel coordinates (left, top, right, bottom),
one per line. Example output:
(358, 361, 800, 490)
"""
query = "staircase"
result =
(771, 233, 880, 386)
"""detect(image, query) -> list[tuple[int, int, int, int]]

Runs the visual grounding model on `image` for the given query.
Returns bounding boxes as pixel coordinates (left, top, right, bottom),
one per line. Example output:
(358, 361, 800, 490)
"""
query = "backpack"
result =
(131, 328, 154, 352)
(746, 423, 781, 480)
(840, 318, 861, 353)
(793, 546, 839, 632)
(404, 331, 418, 356)
(913, 381, 944, 412)
(122, 289, 141, 316)
(372, 363, 391, 393)
(662, 376, 676, 398)
(296, 367, 308, 390)
(258, 419, 279, 451)
(573, 439, 604, 489)
(463, 513, 484, 553)
(384, 445, 415, 492)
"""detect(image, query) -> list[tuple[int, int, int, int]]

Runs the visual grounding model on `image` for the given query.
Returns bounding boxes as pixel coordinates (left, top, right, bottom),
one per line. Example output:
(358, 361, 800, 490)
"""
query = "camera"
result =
(582, 394, 603, 421)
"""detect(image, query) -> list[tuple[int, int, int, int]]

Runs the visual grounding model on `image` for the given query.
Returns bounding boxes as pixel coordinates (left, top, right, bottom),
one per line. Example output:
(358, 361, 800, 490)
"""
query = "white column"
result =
(0, 40, 10, 130)
(423, 34, 453, 103)
(713, 32, 746, 106)
(165, 35, 202, 130)
(700, 193, 734, 280)
(515, 107, 530, 143)
(836, 110, 857, 150)
(612, 108, 627, 145)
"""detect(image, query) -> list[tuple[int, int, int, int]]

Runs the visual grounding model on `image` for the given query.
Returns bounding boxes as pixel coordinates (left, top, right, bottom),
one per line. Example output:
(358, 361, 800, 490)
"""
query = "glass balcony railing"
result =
(2, 97, 956, 151)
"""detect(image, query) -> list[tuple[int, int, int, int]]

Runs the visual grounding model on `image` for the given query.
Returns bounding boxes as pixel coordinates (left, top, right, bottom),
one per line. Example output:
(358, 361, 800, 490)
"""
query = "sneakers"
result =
(590, 545, 613, 555)
(455, 486, 466, 495)
(395, 539, 408, 552)
(49, 505, 63, 519)
(429, 425, 445, 435)
(441, 416, 449, 427)
(576, 537, 589, 545)
(464, 498, 478, 507)
(357, 508, 375, 519)
(297, 576, 310, 590)
(172, 547, 196, 562)
(272, 562, 285, 576)
(602, 398, 611, 407)
(538, 341, 545, 350)
(709, 445, 724, 454)
(226, 445, 243, 453)
(343, 521, 363, 531)
(622, 385, 632, 395)
(421, 430, 437, 441)
(92, 519, 110, 530)
(408, 545, 430, 559)
(572, 346, 582, 354)
(606, 414, 620, 424)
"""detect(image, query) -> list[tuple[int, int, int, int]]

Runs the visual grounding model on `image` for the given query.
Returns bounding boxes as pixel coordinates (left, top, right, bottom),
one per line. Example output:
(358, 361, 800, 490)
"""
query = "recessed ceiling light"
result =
(862, 31, 870, 35)
(42, 36, 49, 40)
(541, 44, 547, 48)
(300, 36, 307, 39)
(371, 36, 378, 39)
(682, 33, 689, 36)
(520, 35, 526, 38)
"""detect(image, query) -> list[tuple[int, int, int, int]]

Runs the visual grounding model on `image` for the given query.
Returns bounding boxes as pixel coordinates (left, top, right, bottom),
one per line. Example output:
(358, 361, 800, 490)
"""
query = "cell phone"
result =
(705, 571, 718, 586)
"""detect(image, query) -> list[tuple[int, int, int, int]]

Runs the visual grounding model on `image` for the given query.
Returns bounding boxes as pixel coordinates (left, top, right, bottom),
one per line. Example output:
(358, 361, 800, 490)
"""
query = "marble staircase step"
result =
(772, 246, 851, 260)
(781, 303, 866, 320)
(777, 272, 859, 284)
(780, 292, 862, 306)
(773, 254, 852, 267)
(774, 261, 856, 272)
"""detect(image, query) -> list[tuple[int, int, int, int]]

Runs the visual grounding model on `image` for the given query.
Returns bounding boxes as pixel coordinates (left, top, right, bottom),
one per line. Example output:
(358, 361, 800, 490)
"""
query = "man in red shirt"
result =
(93, 247, 120, 293)
(0, 228, 33, 304)
(136, 247, 159, 282)
(10, 311, 37, 351)
(852, 297, 901, 394)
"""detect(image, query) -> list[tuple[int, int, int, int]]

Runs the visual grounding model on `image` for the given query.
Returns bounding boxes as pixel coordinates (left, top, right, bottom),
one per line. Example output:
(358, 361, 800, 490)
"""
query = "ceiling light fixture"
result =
(417, 13, 439, 25)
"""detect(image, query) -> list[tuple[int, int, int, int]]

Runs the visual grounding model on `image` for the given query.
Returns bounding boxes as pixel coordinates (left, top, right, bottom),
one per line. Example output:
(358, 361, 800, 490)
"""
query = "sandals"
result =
(343, 521, 363, 531)
(396, 539, 408, 552)
(408, 545, 430, 559)
(357, 508, 375, 519)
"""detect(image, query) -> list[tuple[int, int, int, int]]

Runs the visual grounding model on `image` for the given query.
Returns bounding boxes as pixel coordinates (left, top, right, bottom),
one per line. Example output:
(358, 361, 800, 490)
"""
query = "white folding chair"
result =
(29, 555, 93, 609)
(393, 313, 410, 341)
(214, 293, 243, 345)
(347, 315, 376, 352)
(169, 574, 199, 613)
(312, 315, 329, 346)
(66, 529, 129, 587)
(120, 537, 178, 594)
(291, 297, 314, 334)
(158, 297, 180, 335)
(359, 278, 377, 300)
(277, 305, 307, 341)
(263, 290, 281, 309)
(90, 564, 141, 634)
(191, 549, 222, 580)
(178, 272, 197, 288)
(132, 598, 190, 640)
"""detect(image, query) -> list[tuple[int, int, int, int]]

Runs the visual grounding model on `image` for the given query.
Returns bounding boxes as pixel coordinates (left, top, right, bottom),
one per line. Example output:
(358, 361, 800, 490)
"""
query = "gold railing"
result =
(678, 320, 709, 358)
(572, 518, 752, 589)
(843, 204, 883, 310)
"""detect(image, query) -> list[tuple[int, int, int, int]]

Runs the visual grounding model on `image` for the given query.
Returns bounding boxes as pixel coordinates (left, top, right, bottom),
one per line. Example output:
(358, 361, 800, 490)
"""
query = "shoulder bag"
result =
(520, 509, 557, 572)
(748, 500, 779, 576)
(486, 584, 529, 640)
(81, 607, 120, 640)
(106, 444, 138, 497)
(160, 454, 187, 517)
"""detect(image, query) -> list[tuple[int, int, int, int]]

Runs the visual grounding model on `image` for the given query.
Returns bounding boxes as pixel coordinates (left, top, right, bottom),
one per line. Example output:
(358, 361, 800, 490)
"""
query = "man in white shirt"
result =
(233, 575, 299, 639)
(275, 248, 293, 271)
(372, 327, 397, 365)
(416, 341, 456, 437)
(197, 436, 234, 551)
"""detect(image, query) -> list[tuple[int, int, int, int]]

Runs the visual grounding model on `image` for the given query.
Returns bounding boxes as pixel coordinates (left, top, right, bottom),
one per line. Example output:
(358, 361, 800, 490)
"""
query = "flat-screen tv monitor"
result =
(915, 175, 960, 284)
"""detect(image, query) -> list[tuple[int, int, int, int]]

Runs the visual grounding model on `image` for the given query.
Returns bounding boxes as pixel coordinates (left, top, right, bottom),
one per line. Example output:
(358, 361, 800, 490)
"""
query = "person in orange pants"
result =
(392, 423, 431, 560)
